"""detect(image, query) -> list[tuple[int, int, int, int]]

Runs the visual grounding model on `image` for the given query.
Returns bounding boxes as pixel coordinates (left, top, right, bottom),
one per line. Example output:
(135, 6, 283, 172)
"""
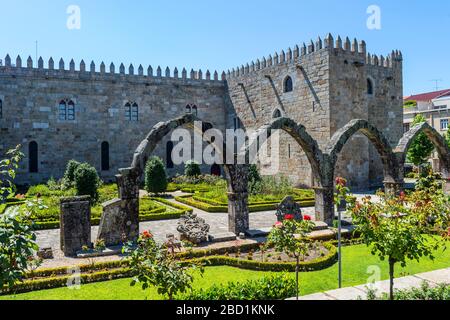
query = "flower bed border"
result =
(1, 242, 337, 296)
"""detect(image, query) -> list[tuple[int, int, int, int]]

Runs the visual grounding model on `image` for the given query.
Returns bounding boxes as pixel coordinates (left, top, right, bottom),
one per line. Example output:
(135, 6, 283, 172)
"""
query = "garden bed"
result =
(0, 241, 337, 295)
(175, 194, 315, 213)
(0, 184, 193, 230)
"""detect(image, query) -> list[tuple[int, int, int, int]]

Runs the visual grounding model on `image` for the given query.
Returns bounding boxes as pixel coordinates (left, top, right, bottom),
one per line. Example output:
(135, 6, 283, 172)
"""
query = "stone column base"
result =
(227, 192, 249, 235)
(314, 186, 334, 226)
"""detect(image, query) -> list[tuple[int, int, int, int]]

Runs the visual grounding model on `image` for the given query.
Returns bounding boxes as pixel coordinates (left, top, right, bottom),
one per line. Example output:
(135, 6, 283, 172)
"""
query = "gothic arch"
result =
(394, 121, 450, 174)
(247, 117, 325, 187)
(119, 113, 249, 234)
(324, 119, 398, 184)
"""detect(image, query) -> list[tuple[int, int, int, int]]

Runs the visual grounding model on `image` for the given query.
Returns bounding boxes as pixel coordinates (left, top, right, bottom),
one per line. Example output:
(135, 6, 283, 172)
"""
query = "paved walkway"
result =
(288, 267, 450, 300)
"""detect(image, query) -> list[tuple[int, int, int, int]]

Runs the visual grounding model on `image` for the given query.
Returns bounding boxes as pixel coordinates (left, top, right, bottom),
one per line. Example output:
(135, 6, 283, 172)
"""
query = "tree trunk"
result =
(389, 257, 395, 300)
(296, 256, 299, 300)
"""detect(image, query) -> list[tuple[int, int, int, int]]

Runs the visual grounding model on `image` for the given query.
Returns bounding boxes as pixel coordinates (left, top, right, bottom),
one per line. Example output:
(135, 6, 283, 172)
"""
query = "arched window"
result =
(0, 99, 3, 119)
(67, 100, 75, 120)
(101, 141, 110, 171)
(29, 141, 38, 173)
(211, 164, 221, 176)
(59, 100, 67, 120)
(186, 105, 192, 114)
(59, 99, 76, 120)
(284, 76, 293, 93)
(273, 109, 282, 119)
(367, 78, 374, 95)
(192, 105, 198, 116)
(125, 102, 139, 121)
(166, 141, 174, 169)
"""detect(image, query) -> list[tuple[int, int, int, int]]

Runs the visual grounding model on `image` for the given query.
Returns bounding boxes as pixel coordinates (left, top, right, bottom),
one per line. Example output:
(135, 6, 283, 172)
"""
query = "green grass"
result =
(2, 243, 449, 300)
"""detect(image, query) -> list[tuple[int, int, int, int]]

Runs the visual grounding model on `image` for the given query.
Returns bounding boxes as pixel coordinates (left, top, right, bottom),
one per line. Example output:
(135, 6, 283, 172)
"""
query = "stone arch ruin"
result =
(98, 115, 450, 243)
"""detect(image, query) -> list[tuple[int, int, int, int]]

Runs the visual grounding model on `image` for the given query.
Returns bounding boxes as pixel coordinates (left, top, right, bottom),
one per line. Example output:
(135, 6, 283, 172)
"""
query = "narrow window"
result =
(273, 109, 282, 118)
(166, 141, 174, 169)
(284, 76, 293, 93)
(288, 144, 291, 159)
(67, 100, 75, 120)
(186, 105, 192, 114)
(211, 164, 221, 176)
(0, 99, 2, 119)
(367, 78, 374, 95)
(29, 141, 38, 173)
(101, 141, 110, 171)
(192, 105, 198, 116)
(233, 117, 240, 130)
(440, 119, 449, 131)
(131, 103, 139, 121)
(59, 100, 67, 120)
(403, 123, 410, 133)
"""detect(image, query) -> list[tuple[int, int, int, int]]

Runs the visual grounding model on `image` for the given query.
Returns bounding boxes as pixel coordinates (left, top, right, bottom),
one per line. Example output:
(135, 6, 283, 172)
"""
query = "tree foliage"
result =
(74, 162, 101, 201)
(349, 172, 448, 299)
(123, 231, 203, 300)
(184, 160, 201, 177)
(406, 115, 435, 166)
(145, 157, 168, 195)
(0, 146, 44, 289)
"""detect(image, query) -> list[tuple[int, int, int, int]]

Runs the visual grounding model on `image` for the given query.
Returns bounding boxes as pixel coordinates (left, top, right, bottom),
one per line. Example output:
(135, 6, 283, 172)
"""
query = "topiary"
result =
(184, 160, 201, 177)
(63, 160, 81, 188)
(145, 157, 168, 195)
(74, 163, 100, 202)
(248, 164, 262, 195)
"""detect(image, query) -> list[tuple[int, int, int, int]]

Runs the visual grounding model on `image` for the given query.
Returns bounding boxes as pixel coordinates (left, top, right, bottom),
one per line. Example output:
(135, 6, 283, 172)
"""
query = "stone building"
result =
(0, 34, 403, 189)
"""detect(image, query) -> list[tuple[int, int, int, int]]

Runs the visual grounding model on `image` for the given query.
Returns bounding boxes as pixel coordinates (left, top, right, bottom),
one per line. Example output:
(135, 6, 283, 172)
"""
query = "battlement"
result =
(0, 54, 227, 84)
(226, 34, 403, 79)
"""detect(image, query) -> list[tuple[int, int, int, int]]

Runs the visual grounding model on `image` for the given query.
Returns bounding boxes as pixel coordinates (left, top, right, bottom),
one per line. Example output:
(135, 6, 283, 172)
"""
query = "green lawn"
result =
(2, 243, 449, 300)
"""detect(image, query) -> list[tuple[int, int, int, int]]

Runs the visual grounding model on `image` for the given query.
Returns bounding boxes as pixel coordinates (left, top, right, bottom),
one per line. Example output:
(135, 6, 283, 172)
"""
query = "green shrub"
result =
(184, 160, 201, 177)
(74, 163, 100, 202)
(248, 164, 262, 195)
(183, 275, 296, 300)
(63, 160, 81, 187)
(144, 157, 168, 195)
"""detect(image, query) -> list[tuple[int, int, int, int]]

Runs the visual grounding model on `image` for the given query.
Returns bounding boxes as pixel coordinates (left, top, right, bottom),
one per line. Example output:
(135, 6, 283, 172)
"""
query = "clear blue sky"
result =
(1, 0, 449, 95)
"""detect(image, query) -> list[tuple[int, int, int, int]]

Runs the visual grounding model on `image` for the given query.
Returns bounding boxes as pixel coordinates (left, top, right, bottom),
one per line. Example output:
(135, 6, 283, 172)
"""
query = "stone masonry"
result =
(0, 34, 402, 190)
(60, 196, 91, 256)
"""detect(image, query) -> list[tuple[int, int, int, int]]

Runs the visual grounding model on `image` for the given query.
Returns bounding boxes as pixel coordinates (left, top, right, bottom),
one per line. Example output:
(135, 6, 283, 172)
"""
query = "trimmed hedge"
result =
(183, 242, 337, 272)
(2, 242, 338, 295)
(177, 195, 315, 213)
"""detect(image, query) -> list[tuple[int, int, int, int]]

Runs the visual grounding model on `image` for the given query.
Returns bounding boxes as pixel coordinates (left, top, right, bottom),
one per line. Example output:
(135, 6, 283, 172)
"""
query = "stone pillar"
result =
(314, 186, 334, 226)
(225, 164, 250, 235)
(97, 167, 140, 245)
(97, 198, 139, 245)
(60, 196, 91, 257)
(227, 191, 249, 235)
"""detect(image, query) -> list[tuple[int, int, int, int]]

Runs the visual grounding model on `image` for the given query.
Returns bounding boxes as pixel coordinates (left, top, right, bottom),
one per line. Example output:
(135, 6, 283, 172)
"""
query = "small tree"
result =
(0, 146, 44, 290)
(63, 159, 81, 188)
(74, 163, 100, 202)
(184, 160, 201, 177)
(145, 157, 168, 195)
(123, 231, 203, 300)
(350, 181, 446, 300)
(248, 164, 262, 195)
(407, 115, 434, 167)
(266, 216, 314, 300)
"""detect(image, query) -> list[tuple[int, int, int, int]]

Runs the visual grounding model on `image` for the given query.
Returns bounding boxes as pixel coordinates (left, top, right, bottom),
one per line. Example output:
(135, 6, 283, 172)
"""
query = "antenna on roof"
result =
(430, 79, 443, 91)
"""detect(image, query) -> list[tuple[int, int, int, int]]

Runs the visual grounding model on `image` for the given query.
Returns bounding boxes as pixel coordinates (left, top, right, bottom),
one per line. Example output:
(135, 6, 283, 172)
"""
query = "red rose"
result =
(284, 214, 295, 220)
(142, 231, 153, 239)
(303, 215, 312, 221)
(274, 221, 283, 228)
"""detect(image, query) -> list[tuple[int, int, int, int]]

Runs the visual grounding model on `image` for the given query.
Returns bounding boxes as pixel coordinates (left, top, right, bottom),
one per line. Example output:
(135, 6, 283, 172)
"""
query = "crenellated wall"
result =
(0, 56, 228, 184)
(226, 34, 403, 189)
(0, 34, 403, 189)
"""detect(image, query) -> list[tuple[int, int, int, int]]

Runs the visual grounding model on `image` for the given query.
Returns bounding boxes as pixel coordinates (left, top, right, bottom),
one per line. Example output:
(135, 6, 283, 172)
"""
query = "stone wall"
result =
(0, 35, 403, 189)
(0, 63, 227, 184)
